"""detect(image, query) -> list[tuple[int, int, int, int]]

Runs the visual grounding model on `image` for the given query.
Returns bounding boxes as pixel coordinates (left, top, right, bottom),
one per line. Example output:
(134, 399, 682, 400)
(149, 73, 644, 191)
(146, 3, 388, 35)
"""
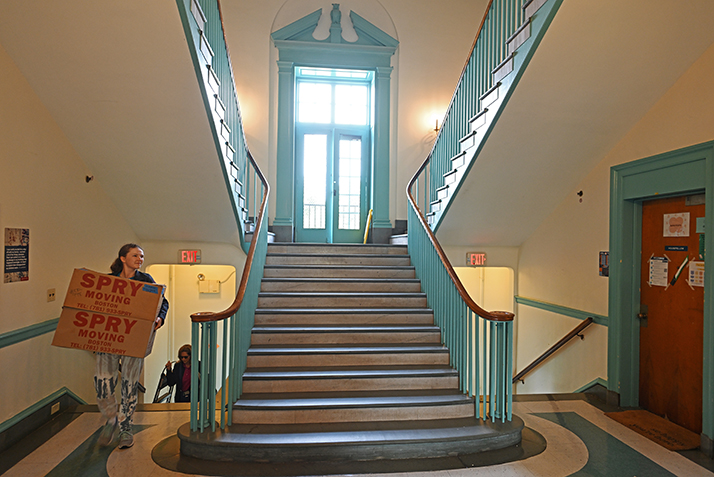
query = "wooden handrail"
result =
(406, 172, 512, 322)
(406, 0, 513, 323)
(512, 317, 594, 384)
(191, 151, 269, 323)
(189, 0, 270, 324)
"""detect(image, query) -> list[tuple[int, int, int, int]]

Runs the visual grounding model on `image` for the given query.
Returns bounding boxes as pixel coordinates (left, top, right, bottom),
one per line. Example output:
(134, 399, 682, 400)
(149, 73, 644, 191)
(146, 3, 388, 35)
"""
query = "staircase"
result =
(179, 243, 523, 463)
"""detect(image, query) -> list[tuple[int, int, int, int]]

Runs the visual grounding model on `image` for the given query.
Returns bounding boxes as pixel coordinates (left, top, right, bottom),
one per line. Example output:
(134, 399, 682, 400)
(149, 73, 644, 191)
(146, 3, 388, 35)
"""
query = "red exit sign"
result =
(179, 249, 201, 264)
(466, 252, 487, 266)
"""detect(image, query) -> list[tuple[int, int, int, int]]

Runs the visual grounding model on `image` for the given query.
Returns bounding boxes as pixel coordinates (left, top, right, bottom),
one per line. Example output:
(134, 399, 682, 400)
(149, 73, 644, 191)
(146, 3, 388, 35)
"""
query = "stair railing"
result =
(412, 0, 526, 225)
(176, 0, 270, 432)
(512, 317, 594, 384)
(407, 175, 514, 422)
(407, 0, 534, 423)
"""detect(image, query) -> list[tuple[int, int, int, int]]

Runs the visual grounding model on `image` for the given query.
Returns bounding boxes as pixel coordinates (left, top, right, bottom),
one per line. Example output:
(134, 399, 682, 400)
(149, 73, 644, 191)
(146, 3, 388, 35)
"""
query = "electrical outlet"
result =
(47, 288, 56, 302)
(51, 402, 60, 414)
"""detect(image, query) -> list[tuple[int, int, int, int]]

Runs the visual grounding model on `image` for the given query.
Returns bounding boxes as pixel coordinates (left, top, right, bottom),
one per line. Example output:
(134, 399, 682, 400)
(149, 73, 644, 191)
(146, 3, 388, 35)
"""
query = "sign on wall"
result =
(4, 228, 29, 283)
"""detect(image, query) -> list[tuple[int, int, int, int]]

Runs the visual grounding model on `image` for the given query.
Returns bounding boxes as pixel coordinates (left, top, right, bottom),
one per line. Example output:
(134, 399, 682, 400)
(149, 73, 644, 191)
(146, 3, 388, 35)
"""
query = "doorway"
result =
(293, 67, 372, 244)
(639, 195, 705, 433)
(296, 129, 369, 243)
(609, 141, 714, 443)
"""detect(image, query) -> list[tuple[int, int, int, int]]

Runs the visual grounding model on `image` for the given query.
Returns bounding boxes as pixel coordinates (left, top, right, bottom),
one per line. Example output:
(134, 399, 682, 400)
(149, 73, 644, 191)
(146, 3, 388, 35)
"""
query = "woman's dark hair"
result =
(178, 344, 191, 359)
(110, 243, 141, 275)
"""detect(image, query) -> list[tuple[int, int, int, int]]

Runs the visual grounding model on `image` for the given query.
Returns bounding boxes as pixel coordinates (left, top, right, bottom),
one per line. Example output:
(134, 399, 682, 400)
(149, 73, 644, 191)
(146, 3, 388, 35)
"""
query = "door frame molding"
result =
(609, 141, 714, 443)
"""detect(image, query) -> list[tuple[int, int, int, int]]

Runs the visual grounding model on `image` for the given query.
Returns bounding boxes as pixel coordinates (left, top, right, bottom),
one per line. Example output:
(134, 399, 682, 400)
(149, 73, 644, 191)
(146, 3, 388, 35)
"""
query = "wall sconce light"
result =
(434, 119, 440, 132)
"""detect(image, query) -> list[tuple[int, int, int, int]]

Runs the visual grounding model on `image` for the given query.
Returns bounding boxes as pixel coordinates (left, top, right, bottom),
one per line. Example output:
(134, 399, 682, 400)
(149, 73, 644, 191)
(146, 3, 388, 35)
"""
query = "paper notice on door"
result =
(649, 256, 669, 287)
(689, 260, 705, 287)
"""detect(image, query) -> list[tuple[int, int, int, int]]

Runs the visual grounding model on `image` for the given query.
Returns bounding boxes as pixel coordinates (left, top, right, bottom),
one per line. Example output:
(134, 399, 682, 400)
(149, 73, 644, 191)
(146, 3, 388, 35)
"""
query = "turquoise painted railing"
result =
(175, 0, 270, 432)
(412, 0, 526, 222)
(407, 194, 514, 421)
(407, 0, 528, 421)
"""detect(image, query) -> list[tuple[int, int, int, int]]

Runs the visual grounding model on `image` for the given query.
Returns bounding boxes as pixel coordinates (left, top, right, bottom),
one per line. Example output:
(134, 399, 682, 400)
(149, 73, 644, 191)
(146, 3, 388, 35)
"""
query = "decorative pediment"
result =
(272, 4, 398, 49)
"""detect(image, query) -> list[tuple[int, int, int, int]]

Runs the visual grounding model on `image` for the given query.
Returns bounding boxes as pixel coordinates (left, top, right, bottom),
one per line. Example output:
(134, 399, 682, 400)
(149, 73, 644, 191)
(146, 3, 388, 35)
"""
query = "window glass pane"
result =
(298, 82, 331, 124)
(303, 134, 327, 229)
(335, 84, 368, 125)
(338, 136, 361, 230)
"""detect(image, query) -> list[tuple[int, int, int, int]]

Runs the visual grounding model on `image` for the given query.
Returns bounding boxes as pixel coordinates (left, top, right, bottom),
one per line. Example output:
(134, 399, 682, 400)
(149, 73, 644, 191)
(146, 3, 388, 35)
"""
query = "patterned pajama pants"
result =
(94, 352, 144, 432)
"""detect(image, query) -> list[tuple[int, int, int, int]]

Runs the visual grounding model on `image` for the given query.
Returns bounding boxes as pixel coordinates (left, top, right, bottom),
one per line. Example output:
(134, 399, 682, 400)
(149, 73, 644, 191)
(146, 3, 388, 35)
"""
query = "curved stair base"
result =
(177, 415, 524, 463)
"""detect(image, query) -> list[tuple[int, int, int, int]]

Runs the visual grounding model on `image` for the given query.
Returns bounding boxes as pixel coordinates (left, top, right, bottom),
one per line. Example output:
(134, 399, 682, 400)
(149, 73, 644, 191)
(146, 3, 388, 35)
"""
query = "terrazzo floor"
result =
(2, 399, 713, 476)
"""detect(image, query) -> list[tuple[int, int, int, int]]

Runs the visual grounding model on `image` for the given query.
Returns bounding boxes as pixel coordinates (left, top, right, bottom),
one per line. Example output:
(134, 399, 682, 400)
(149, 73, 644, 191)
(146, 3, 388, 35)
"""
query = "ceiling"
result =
(437, 0, 714, 247)
(0, 0, 239, 244)
(3, 1, 713, 248)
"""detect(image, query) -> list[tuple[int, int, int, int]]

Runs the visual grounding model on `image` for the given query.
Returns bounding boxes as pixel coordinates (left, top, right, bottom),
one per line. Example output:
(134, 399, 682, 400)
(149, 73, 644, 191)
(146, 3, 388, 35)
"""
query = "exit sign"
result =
(466, 252, 487, 266)
(179, 249, 201, 264)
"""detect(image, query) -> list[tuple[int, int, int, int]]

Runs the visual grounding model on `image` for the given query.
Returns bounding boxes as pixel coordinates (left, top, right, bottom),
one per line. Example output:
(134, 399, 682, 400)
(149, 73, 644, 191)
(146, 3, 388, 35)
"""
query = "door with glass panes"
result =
(294, 68, 372, 243)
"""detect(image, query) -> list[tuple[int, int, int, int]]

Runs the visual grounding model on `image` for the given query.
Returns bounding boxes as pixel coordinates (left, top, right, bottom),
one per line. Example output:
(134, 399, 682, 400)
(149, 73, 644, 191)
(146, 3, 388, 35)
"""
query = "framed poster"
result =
(4, 228, 29, 283)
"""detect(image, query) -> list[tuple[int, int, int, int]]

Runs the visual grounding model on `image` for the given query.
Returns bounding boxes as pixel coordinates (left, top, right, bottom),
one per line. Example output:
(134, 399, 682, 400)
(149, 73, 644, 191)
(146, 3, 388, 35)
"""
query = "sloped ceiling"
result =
(437, 0, 714, 247)
(0, 0, 239, 244)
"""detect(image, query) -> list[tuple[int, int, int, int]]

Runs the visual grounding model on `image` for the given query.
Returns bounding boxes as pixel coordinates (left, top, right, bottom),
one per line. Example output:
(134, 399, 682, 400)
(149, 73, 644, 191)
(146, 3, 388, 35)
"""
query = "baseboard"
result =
(0, 387, 86, 454)
(574, 377, 608, 393)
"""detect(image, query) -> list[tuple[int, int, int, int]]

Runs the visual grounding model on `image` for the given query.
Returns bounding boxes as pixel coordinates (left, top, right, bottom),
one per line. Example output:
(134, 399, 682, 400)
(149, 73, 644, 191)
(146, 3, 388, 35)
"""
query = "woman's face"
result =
(121, 247, 144, 272)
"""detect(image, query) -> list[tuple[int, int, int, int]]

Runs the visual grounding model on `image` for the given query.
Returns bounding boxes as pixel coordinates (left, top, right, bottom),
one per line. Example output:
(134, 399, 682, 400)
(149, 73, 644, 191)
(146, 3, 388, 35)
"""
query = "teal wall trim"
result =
(0, 387, 86, 434)
(0, 317, 59, 350)
(574, 377, 608, 394)
(271, 5, 398, 242)
(609, 140, 714, 441)
(515, 296, 608, 326)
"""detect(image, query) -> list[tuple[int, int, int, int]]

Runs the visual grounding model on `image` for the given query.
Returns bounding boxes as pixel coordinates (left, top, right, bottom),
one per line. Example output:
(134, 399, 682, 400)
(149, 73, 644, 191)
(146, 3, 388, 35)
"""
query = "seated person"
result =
(165, 344, 198, 402)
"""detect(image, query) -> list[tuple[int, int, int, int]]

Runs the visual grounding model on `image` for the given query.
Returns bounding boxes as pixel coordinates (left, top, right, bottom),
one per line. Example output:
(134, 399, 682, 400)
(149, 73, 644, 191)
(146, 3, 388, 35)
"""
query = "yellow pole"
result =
(363, 209, 373, 244)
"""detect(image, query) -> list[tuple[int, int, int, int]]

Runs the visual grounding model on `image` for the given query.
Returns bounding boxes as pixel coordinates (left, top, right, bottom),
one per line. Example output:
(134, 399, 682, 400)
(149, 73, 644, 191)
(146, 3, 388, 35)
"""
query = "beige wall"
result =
(222, 0, 490, 226)
(0, 42, 248, 423)
(0, 43, 138, 422)
(144, 264, 237, 403)
(515, 41, 714, 394)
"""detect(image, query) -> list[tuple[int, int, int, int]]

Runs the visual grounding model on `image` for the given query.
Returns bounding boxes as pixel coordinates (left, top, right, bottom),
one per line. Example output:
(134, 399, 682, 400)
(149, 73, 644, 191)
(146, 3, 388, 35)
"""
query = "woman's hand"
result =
(165, 360, 172, 370)
(154, 317, 163, 330)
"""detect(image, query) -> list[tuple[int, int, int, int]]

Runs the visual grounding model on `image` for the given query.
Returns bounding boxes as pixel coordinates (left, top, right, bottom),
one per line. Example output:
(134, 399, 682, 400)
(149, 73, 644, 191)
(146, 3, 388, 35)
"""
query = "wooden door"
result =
(639, 195, 705, 433)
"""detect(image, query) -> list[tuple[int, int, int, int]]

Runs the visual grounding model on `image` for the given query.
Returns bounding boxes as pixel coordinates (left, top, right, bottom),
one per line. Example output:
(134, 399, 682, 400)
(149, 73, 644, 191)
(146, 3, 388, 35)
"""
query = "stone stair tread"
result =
(252, 325, 439, 333)
(243, 368, 458, 379)
(234, 393, 472, 410)
(258, 291, 426, 297)
(262, 278, 420, 283)
(267, 253, 409, 258)
(264, 264, 415, 270)
(248, 345, 448, 354)
(179, 416, 522, 446)
(255, 308, 433, 314)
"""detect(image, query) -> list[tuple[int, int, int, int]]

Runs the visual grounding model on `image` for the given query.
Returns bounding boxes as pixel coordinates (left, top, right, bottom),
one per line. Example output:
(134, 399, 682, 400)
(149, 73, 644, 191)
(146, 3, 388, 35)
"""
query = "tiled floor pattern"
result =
(3, 400, 712, 477)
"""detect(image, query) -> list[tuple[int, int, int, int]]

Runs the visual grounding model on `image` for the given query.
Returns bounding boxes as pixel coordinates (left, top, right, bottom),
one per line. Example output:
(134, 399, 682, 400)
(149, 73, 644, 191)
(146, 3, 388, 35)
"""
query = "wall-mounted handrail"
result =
(512, 317, 594, 384)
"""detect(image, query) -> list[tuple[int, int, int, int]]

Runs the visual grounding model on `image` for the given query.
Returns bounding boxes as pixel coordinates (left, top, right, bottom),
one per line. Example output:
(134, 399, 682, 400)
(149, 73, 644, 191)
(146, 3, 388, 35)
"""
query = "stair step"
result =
(263, 265, 416, 279)
(254, 308, 434, 325)
(257, 292, 427, 308)
(265, 253, 411, 266)
(242, 367, 459, 393)
(250, 325, 441, 345)
(177, 416, 525, 462)
(260, 278, 422, 293)
(268, 243, 408, 255)
(246, 345, 450, 367)
(232, 392, 474, 424)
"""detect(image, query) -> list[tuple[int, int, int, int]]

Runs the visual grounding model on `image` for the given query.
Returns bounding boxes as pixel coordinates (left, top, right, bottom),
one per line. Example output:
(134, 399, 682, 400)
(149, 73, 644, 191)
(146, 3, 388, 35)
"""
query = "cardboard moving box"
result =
(52, 269, 166, 358)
